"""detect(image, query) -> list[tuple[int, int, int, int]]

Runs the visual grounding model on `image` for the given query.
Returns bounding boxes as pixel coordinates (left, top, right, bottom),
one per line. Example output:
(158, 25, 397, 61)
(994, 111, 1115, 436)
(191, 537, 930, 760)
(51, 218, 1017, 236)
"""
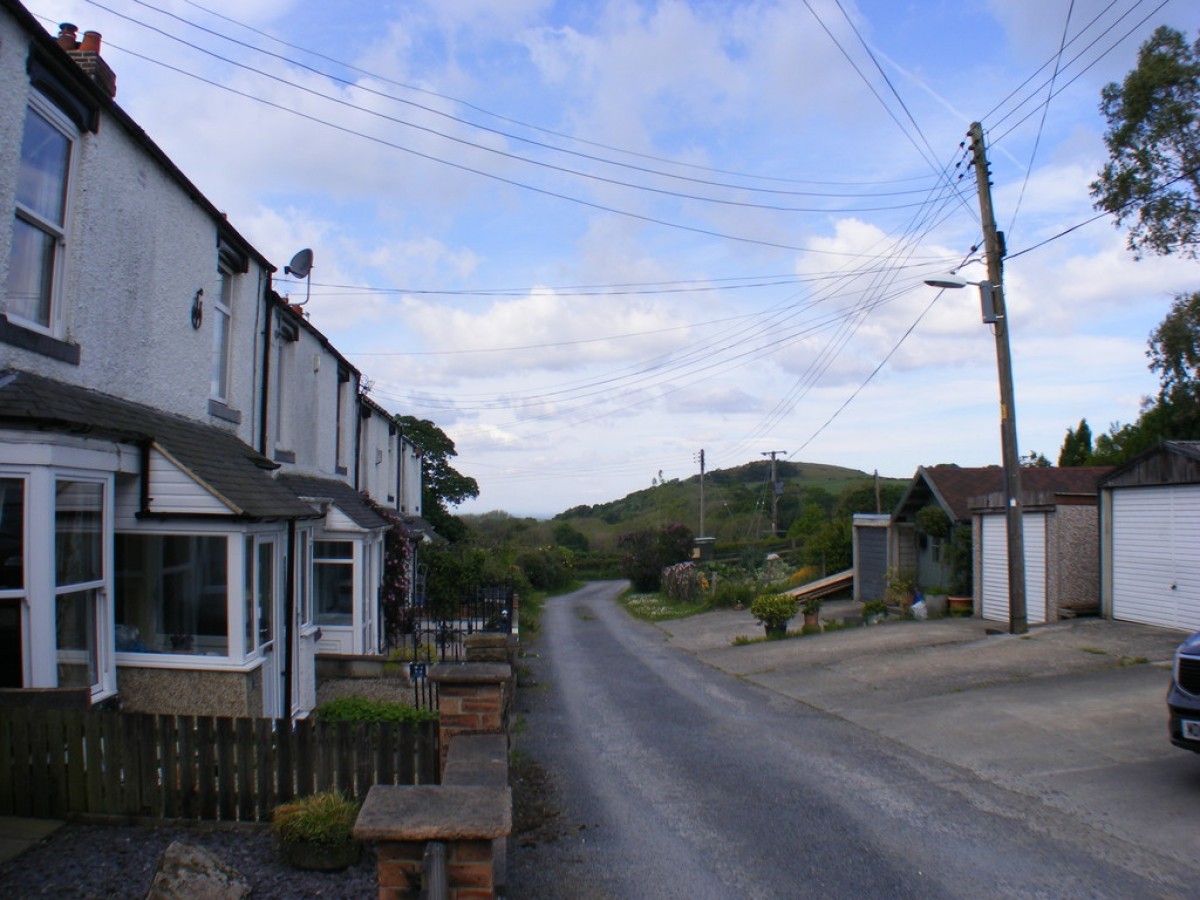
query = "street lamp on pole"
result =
(922, 270, 1027, 635)
(922, 121, 1026, 636)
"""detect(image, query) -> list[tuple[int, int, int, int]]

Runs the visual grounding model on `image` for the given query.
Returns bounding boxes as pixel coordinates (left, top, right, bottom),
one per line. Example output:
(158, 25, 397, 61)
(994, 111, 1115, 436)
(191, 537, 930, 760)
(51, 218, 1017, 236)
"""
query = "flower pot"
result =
(922, 593, 948, 617)
(947, 596, 973, 617)
(764, 622, 788, 639)
(802, 611, 821, 634)
(276, 837, 361, 872)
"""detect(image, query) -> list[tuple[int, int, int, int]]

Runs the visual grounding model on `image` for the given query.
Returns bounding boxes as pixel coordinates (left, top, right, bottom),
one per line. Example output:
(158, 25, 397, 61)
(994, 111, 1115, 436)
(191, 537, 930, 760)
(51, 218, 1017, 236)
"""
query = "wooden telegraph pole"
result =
(969, 121, 1027, 635)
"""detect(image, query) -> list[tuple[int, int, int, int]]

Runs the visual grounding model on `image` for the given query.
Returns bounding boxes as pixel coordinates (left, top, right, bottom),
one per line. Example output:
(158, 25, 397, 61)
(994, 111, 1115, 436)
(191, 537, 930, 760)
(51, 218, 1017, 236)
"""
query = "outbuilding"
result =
(1099, 441, 1200, 632)
(970, 465, 1111, 625)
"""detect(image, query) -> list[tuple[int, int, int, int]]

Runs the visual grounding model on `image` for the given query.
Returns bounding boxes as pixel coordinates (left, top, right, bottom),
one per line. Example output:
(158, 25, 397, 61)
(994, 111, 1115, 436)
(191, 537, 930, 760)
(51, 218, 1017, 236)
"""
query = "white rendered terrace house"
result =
(0, 3, 421, 717)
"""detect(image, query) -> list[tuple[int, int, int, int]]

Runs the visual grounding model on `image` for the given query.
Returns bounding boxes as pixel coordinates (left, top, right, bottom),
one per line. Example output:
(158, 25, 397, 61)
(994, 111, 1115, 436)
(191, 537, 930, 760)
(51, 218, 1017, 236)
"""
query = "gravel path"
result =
(0, 820, 377, 898)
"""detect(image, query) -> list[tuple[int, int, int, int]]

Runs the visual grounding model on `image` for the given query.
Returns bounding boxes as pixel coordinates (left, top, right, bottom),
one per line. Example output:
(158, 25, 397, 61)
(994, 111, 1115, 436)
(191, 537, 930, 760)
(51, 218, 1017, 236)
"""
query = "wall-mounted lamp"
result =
(190, 288, 204, 329)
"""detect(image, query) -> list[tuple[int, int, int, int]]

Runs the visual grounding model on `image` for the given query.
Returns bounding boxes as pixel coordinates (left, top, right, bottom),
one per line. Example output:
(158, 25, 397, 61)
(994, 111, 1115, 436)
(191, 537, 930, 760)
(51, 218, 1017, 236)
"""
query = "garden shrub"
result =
(314, 695, 437, 724)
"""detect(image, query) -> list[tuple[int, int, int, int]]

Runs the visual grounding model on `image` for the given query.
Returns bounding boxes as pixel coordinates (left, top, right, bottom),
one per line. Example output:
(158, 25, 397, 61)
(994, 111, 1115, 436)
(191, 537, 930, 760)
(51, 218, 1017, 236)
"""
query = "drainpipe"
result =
(353, 378, 364, 491)
(283, 518, 296, 719)
(138, 438, 152, 515)
(258, 289, 274, 457)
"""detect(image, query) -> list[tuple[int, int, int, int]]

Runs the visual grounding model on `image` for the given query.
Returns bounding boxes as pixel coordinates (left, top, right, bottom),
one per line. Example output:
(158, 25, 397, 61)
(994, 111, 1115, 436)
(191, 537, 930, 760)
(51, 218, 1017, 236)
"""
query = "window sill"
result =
(273, 449, 296, 464)
(0, 317, 80, 364)
(207, 399, 242, 424)
(116, 652, 261, 672)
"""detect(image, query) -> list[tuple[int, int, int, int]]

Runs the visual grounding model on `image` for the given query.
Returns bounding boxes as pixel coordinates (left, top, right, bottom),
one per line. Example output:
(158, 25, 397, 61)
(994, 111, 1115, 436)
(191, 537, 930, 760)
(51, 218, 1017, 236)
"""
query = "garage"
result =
(980, 512, 1048, 625)
(1100, 442, 1200, 632)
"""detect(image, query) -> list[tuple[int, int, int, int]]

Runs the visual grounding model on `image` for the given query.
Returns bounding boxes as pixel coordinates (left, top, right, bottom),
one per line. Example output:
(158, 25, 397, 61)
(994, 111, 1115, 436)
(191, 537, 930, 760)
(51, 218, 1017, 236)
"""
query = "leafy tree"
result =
(617, 523, 694, 592)
(1020, 451, 1051, 467)
(785, 503, 827, 542)
(1091, 26, 1200, 260)
(1148, 290, 1200, 432)
(397, 415, 479, 542)
(1057, 419, 1094, 466)
(1081, 28, 1200, 464)
(802, 517, 852, 574)
(553, 522, 590, 554)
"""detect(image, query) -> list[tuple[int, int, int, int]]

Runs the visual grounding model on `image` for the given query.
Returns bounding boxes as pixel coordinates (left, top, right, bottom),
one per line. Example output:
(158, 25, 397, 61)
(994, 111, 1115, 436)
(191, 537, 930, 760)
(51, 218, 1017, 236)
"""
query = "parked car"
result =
(1168, 631, 1200, 752)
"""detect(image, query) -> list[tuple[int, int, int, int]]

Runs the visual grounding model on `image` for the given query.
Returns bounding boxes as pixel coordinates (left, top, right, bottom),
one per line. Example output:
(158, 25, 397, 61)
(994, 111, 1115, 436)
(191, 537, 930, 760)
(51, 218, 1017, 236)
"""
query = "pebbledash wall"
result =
(118, 666, 264, 718)
(0, 22, 268, 427)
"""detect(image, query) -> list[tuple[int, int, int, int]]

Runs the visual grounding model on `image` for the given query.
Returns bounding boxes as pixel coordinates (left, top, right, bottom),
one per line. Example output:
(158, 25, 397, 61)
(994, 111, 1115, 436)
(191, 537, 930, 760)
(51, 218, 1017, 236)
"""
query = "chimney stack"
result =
(56, 22, 117, 99)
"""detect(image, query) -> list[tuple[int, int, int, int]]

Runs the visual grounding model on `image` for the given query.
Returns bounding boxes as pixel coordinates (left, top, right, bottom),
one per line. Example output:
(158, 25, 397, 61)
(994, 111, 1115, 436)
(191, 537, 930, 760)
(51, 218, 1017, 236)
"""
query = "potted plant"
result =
(801, 596, 822, 634)
(272, 792, 362, 872)
(862, 598, 888, 625)
(750, 592, 799, 639)
(883, 567, 917, 613)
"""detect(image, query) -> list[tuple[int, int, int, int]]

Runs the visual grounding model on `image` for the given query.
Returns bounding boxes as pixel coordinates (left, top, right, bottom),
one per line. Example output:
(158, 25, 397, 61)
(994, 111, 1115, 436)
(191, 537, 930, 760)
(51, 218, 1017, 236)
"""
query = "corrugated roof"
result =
(0, 369, 318, 520)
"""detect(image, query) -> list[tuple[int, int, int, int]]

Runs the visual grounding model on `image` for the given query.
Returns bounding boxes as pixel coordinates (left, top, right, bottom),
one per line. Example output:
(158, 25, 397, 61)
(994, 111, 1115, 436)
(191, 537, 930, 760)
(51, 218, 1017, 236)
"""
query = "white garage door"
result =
(1112, 486, 1200, 631)
(981, 512, 1047, 624)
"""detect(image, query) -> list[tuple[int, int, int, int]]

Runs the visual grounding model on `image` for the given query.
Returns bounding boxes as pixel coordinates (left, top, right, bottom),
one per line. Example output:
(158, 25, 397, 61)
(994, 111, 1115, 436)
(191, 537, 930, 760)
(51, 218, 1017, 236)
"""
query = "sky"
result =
(28, 0, 1200, 517)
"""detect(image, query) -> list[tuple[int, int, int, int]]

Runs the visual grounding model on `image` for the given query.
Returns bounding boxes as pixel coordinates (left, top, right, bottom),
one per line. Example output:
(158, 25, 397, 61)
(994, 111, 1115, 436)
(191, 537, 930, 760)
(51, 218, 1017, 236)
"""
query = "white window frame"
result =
(0, 463, 115, 701)
(0, 475, 30, 688)
(6, 92, 78, 338)
(210, 265, 235, 402)
(115, 524, 283, 672)
(274, 325, 296, 455)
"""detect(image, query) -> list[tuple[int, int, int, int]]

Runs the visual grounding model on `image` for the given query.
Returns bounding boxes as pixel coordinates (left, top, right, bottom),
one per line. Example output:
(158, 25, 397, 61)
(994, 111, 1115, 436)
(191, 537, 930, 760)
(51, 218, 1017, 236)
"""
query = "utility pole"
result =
(695, 449, 706, 537)
(761, 450, 787, 537)
(969, 121, 1027, 635)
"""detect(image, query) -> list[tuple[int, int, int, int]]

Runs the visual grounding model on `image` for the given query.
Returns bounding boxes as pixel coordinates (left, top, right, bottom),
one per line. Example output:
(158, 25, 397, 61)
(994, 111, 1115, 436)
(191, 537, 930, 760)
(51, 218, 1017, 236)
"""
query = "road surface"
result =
(508, 581, 1195, 899)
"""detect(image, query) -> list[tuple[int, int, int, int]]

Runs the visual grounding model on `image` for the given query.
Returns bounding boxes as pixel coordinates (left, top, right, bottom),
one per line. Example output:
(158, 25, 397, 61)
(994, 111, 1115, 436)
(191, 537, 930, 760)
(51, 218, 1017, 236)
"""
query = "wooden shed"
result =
(1099, 441, 1200, 632)
(852, 514, 891, 603)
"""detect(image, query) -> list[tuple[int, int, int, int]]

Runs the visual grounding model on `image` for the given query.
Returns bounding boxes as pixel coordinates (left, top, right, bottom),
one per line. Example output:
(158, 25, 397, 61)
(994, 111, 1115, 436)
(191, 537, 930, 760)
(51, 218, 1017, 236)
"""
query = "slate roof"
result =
(277, 473, 388, 531)
(898, 464, 1114, 522)
(0, 369, 318, 520)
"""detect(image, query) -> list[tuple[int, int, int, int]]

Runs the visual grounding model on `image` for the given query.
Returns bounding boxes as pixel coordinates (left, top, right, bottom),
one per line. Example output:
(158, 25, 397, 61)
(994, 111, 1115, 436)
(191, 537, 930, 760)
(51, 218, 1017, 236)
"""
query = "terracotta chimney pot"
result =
(57, 23, 78, 51)
(80, 31, 102, 53)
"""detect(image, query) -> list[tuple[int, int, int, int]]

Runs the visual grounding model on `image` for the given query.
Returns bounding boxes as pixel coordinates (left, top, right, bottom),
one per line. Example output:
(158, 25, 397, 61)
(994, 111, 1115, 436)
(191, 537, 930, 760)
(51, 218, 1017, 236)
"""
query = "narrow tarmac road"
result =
(508, 581, 1195, 899)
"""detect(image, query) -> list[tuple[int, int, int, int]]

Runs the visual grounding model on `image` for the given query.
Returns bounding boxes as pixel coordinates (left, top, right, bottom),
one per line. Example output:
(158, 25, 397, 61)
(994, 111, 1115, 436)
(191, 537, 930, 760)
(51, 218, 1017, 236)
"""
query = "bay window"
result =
(116, 534, 228, 655)
(54, 480, 103, 690)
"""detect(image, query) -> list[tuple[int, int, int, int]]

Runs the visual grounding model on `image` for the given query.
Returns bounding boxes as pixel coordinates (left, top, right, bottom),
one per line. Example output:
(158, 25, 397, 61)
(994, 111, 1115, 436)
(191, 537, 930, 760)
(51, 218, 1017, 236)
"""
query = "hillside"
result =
(553, 459, 908, 550)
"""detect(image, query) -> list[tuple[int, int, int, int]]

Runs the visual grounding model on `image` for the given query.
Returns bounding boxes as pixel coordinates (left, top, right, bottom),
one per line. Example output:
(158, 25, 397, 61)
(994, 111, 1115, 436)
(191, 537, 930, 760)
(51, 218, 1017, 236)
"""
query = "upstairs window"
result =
(210, 267, 234, 401)
(335, 368, 351, 473)
(5, 96, 76, 334)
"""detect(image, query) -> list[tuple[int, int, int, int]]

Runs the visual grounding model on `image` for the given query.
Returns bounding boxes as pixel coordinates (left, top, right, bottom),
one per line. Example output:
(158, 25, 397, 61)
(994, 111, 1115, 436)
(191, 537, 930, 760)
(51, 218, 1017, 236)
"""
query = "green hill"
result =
(553, 459, 907, 551)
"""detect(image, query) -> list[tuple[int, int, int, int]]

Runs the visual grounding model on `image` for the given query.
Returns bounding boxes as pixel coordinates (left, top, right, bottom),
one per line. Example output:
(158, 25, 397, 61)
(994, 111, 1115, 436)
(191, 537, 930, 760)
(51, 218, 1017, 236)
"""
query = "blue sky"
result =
(32, 0, 1200, 516)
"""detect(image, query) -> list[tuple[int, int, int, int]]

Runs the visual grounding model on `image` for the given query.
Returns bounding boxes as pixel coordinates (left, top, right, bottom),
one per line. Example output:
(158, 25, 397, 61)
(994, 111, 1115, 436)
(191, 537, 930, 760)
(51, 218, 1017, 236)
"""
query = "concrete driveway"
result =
(655, 607, 1200, 870)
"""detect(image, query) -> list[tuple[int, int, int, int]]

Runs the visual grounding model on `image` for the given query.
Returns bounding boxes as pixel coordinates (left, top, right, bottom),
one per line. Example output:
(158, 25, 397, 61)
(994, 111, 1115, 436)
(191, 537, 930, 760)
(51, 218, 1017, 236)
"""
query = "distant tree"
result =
(617, 523, 694, 592)
(553, 522, 590, 554)
(397, 415, 479, 543)
(464, 510, 531, 548)
(1020, 451, 1052, 467)
(1091, 26, 1200, 260)
(802, 517, 852, 575)
(785, 503, 827, 542)
(1057, 419, 1094, 466)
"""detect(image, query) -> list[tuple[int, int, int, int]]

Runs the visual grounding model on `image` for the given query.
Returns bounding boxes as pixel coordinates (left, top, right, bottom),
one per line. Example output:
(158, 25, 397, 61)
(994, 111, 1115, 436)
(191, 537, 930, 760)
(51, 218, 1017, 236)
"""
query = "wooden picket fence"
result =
(0, 708, 439, 822)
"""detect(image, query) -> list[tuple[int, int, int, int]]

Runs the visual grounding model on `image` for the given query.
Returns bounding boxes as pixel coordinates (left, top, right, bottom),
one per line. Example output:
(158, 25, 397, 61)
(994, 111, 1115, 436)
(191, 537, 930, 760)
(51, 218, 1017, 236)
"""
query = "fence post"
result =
(427, 663, 510, 778)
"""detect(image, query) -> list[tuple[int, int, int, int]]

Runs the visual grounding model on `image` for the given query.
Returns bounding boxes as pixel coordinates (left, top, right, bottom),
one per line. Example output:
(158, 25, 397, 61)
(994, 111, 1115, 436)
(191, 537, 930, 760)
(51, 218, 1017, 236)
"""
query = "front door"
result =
(251, 536, 285, 718)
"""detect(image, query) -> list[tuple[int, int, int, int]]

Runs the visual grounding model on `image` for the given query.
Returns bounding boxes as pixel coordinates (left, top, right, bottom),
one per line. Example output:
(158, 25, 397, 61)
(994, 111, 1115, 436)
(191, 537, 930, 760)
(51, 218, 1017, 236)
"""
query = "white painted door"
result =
(981, 512, 1047, 624)
(252, 536, 285, 718)
(1112, 486, 1200, 631)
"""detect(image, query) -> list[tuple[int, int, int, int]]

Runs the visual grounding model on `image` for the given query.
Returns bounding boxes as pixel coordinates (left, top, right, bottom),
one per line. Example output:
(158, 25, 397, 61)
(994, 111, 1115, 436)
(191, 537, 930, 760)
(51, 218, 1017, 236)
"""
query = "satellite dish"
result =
(284, 248, 314, 306)
(284, 248, 313, 279)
